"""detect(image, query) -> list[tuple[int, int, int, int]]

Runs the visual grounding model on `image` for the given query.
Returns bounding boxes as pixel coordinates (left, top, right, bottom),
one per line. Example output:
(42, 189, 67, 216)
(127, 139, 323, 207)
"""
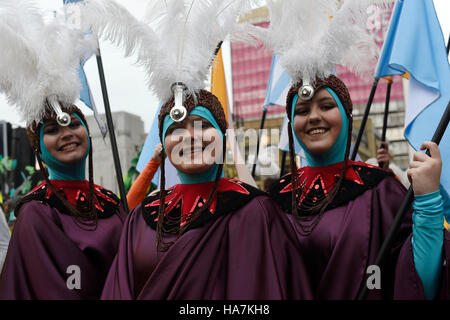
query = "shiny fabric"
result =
(101, 195, 313, 300)
(142, 178, 262, 229)
(0, 193, 126, 299)
(412, 190, 444, 299)
(272, 171, 450, 299)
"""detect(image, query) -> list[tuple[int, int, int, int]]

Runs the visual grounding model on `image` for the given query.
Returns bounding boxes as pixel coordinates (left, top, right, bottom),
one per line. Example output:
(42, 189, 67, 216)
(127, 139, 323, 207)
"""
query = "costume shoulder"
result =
(141, 178, 266, 231)
(15, 182, 49, 217)
(15, 182, 121, 219)
(268, 161, 393, 214)
(92, 184, 122, 219)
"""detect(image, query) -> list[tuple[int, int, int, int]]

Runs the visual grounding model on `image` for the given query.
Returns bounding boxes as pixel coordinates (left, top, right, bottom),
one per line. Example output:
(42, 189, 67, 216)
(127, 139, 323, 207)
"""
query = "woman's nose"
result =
(186, 120, 203, 139)
(60, 126, 75, 139)
(308, 105, 321, 122)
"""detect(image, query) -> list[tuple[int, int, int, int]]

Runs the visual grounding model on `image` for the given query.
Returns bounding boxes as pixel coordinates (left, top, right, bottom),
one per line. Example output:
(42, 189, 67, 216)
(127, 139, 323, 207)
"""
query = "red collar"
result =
(145, 178, 251, 227)
(30, 180, 119, 213)
(279, 160, 378, 205)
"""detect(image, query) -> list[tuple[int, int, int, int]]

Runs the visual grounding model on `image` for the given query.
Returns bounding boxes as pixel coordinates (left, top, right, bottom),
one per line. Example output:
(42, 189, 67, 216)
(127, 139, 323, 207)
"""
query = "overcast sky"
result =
(1, 0, 449, 132)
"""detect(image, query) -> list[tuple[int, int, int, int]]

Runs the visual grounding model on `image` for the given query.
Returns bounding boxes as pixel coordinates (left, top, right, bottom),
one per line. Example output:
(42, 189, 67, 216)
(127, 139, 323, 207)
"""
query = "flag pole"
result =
(252, 106, 268, 177)
(95, 48, 129, 213)
(379, 77, 393, 168)
(446, 34, 449, 55)
(214, 41, 223, 58)
(351, 78, 380, 160)
(358, 98, 450, 300)
(280, 150, 287, 178)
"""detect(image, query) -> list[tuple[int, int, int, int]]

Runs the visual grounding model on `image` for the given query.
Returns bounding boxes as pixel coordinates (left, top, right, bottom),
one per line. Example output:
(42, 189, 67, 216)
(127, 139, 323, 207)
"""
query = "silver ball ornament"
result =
(298, 84, 315, 101)
(56, 112, 71, 126)
(170, 105, 187, 122)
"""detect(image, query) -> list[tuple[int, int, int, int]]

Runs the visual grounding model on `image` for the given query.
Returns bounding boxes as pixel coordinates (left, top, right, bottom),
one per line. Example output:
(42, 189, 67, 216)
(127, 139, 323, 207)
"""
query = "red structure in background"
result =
(337, 65, 404, 108)
(337, 2, 404, 109)
(230, 3, 404, 121)
(231, 22, 284, 121)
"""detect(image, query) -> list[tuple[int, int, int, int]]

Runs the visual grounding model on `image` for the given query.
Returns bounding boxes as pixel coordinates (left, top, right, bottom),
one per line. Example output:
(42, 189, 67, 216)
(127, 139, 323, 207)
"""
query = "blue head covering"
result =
(162, 106, 224, 184)
(39, 113, 90, 180)
(290, 87, 349, 167)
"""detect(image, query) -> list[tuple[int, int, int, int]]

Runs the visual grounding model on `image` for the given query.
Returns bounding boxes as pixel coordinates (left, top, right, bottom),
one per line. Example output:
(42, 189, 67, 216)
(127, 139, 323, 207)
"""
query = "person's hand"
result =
(407, 141, 442, 196)
(152, 144, 163, 162)
(377, 141, 390, 171)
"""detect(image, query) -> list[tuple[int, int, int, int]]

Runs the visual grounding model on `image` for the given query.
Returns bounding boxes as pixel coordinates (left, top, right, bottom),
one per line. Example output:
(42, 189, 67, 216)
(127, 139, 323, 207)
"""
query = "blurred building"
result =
(85, 112, 146, 194)
(231, 2, 411, 175)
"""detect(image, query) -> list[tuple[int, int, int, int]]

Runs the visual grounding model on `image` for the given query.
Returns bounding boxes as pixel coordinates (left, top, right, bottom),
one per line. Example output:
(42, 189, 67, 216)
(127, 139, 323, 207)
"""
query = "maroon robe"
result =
(268, 161, 450, 299)
(0, 180, 126, 300)
(101, 178, 313, 299)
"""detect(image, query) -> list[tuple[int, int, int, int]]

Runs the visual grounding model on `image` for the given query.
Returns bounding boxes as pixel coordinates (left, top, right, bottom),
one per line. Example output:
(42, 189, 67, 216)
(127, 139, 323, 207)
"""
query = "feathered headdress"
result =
(69, 0, 260, 122)
(250, 0, 389, 100)
(0, 0, 97, 127)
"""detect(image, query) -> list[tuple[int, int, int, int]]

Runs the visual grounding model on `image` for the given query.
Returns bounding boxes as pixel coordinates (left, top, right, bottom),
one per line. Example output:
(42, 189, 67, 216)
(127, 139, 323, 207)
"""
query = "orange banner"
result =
(211, 48, 229, 122)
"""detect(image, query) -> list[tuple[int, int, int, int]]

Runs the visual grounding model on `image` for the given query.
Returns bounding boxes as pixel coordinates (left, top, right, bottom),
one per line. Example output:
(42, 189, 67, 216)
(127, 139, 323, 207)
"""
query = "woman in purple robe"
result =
(101, 90, 313, 300)
(0, 105, 126, 299)
(268, 75, 450, 299)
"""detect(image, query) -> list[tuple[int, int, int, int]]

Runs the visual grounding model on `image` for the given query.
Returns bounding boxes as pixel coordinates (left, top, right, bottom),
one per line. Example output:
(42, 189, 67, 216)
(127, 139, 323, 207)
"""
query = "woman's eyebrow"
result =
(168, 123, 185, 131)
(43, 120, 57, 127)
(317, 97, 335, 103)
(297, 97, 335, 107)
(297, 100, 309, 106)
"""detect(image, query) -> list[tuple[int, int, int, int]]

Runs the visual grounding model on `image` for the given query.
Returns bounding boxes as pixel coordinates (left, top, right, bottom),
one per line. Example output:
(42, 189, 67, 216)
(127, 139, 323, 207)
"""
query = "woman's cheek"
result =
(43, 135, 57, 154)
(203, 130, 222, 163)
(293, 117, 306, 139)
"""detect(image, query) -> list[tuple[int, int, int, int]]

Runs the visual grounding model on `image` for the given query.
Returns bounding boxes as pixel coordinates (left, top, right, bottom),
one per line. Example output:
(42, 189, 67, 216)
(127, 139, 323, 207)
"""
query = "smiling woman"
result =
(0, 0, 128, 300)
(100, 89, 313, 300)
(164, 114, 222, 175)
(42, 115, 89, 165)
(268, 74, 450, 300)
(0, 104, 126, 300)
(292, 89, 343, 156)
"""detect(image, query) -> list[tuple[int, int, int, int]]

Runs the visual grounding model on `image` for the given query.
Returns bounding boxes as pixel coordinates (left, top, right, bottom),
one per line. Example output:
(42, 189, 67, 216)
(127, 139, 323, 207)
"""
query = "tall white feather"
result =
(67, 0, 157, 68)
(69, 0, 258, 103)
(251, 0, 388, 84)
(0, 0, 98, 125)
(145, 0, 260, 102)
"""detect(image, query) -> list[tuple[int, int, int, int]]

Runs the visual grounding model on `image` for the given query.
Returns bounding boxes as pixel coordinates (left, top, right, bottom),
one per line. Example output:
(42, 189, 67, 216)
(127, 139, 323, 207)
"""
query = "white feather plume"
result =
(251, 0, 389, 84)
(68, 0, 258, 103)
(145, 0, 261, 102)
(67, 0, 157, 69)
(0, 0, 98, 126)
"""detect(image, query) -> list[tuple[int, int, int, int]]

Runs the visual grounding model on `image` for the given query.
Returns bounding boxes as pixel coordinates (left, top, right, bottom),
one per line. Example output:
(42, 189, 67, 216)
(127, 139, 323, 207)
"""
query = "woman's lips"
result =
(307, 128, 329, 136)
(181, 145, 205, 157)
(59, 143, 79, 152)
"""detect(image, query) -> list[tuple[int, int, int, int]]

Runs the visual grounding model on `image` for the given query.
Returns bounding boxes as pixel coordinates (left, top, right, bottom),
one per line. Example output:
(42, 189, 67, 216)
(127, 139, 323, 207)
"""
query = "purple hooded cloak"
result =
(0, 181, 126, 300)
(101, 178, 313, 299)
(269, 161, 450, 299)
